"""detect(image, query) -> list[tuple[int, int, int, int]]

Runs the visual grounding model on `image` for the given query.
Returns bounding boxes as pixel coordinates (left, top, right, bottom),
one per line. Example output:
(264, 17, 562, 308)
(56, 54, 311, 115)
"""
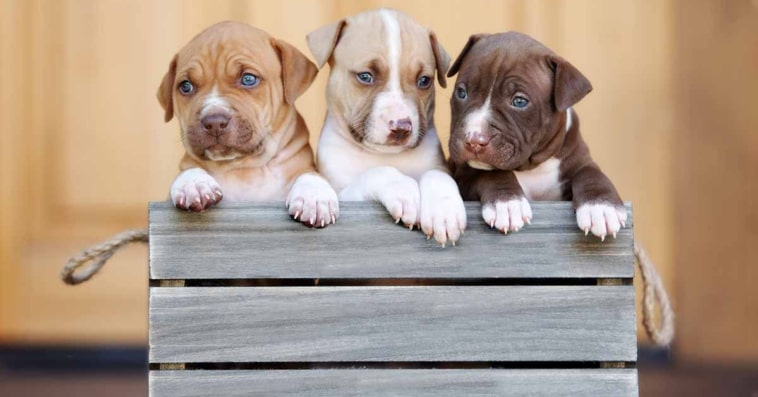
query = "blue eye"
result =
(417, 75, 432, 89)
(356, 72, 374, 85)
(512, 96, 529, 108)
(178, 80, 194, 95)
(241, 73, 259, 87)
(456, 86, 467, 100)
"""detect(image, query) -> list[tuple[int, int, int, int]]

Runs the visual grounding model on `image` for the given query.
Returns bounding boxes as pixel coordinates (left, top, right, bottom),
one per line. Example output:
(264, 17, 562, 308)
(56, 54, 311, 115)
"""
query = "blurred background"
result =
(0, 0, 756, 395)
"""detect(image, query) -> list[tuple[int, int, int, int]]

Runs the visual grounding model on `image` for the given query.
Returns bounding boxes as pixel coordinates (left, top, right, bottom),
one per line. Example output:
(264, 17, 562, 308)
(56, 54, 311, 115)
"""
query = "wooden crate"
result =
(148, 201, 638, 396)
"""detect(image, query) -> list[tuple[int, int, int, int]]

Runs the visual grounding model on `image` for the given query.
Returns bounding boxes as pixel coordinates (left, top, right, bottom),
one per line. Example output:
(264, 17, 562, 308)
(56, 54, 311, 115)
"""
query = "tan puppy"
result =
(308, 9, 466, 246)
(158, 21, 338, 227)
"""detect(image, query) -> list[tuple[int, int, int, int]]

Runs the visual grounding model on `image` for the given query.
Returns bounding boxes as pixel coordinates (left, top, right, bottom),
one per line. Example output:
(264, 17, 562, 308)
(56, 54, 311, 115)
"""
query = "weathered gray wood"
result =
(149, 369, 638, 396)
(149, 286, 636, 363)
(149, 201, 634, 280)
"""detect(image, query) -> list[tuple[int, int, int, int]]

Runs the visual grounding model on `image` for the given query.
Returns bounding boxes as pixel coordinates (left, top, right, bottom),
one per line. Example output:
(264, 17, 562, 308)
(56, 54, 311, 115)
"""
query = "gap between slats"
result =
(149, 361, 636, 371)
(149, 278, 633, 287)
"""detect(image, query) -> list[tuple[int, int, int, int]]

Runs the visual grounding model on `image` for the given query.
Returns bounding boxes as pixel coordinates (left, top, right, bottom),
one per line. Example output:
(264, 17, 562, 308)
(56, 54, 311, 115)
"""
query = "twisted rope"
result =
(61, 228, 148, 285)
(634, 241, 675, 346)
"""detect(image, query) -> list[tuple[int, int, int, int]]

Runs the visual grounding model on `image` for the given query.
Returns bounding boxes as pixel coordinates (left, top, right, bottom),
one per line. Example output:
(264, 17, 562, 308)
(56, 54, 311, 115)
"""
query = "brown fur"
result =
(447, 32, 622, 209)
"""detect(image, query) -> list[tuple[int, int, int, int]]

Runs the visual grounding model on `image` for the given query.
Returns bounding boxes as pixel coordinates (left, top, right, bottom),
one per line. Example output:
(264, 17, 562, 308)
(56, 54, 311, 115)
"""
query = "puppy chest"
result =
(514, 158, 563, 201)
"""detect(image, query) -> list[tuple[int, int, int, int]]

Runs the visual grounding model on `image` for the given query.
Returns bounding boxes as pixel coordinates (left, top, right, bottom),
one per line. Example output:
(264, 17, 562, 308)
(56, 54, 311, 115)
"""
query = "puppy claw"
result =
(426, 234, 432, 240)
(321, 219, 325, 228)
(294, 211, 300, 220)
(408, 224, 414, 231)
(613, 232, 617, 239)
(395, 218, 401, 224)
(584, 228, 590, 236)
(601, 235, 606, 242)
(451, 241, 456, 247)
(441, 243, 446, 248)
(331, 215, 336, 225)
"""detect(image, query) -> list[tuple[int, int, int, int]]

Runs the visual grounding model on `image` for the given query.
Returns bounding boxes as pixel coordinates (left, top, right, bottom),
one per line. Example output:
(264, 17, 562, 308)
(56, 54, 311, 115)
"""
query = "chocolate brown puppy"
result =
(447, 32, 626, 240)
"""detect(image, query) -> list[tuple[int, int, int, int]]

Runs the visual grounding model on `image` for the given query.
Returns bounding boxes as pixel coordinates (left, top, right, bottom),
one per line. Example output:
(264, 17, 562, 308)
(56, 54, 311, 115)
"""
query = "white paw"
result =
(419, 170, 467, 247)
(482, 197, 533, 234)
(287, 173, 339, 228)
(170, 168, 223, 212)
(576, 202, 627, 241)
(377, 173, 421, 228)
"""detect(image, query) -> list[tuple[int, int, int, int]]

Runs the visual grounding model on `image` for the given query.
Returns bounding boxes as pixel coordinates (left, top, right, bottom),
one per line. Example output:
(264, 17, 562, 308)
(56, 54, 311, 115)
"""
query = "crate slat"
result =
(149, 369, 638, 396)
(149, 286, 636, 363)
(149, 202, 634, 280)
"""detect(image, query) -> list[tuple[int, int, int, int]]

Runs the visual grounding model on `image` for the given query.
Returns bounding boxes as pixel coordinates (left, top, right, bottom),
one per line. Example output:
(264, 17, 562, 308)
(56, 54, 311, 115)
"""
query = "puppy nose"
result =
(388, 117, 412, 143)
(465, 130, 492, 153)
(201, 114, 230, 137)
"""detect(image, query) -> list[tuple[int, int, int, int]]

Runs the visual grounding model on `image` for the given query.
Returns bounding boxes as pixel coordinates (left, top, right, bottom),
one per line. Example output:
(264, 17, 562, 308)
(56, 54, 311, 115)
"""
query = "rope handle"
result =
(61, 228, 675, 346)
(61, 228, 148, 285)
(634, 241, 675, 346)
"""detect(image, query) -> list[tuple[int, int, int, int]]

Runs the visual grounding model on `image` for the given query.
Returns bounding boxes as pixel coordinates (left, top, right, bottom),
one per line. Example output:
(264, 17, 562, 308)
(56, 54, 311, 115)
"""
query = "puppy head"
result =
(157, 21, 317, 163)
(447, 32, 592, 170)
(307, 9, 450, 154)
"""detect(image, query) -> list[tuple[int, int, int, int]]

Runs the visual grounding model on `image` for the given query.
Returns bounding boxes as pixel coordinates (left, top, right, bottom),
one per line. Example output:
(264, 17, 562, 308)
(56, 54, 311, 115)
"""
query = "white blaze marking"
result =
(381, 9, 401, 93)
(200, 85, 232, 117)
(514, 157, 563, 201)
(464, 82, 495, 139)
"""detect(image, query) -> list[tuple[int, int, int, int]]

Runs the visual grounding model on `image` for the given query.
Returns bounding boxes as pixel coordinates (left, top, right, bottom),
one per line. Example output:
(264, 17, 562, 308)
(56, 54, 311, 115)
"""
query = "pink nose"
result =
(465, 130, 492, 153)
(388, 118, 412, 144)
(201, 114, 230, 137)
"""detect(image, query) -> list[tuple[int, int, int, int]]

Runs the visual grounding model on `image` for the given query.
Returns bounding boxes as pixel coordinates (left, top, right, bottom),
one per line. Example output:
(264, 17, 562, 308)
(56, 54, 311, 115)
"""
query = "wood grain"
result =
(149, 369, 639, 396)
(149, 202, 634, 280)
(149, 286, 636, 363)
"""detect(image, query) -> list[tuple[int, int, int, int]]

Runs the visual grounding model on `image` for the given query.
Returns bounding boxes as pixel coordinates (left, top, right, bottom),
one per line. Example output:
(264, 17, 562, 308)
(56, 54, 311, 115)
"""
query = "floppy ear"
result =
(271, 38, 318, 104)
(447, 33, 487, 78)
(157, 55, 177, 123)
(429, 31, 451, 88)
(306, 19, 347, 69)
(549, 55, 592, 112)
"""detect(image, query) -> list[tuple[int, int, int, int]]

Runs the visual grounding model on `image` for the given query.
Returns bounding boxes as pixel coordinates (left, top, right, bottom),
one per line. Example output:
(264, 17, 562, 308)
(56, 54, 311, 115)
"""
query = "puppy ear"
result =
(429, 31, 451, 88)
(447, 33, 487, 78)
(306, 19, 347, 69)
(549, 55, 592, 112)
(157, 55, 177, 123)
(271, 38, 318, 105)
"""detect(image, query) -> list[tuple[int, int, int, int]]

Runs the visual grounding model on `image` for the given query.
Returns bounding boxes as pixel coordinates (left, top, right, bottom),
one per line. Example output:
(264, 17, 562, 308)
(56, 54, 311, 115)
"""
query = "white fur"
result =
(464, 89, 493, 137)
(419, 169, 467, 246)
(170, 167, 223, 211)
(576, 202, 628, 240)
(482, 196, 532, 234)
(565, 108, 573, 132)
(467, 160, 494, 170)
(514, 157, 563, 201)
(339, 165, 421, 227)
(363, 10, 420, 150)
(200, 85, 232, 118)
(287, 172, 340, 227)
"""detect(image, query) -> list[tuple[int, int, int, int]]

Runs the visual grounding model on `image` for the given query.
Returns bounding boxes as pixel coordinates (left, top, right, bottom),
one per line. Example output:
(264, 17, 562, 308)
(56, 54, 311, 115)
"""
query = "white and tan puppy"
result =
(308, 9, 466, 245)
(158, 21, 338, 227)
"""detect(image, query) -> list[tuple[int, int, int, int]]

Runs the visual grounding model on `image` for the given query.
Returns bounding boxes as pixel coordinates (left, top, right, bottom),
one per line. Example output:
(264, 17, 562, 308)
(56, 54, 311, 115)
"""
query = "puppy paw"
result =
(377, 174, 421, 228)
(576, 202, 628, 241)
(419, 170, 467, 247)
(170, 168, 223, 212)
(287, 173, 339, 228)
(482, 196, 532, 234)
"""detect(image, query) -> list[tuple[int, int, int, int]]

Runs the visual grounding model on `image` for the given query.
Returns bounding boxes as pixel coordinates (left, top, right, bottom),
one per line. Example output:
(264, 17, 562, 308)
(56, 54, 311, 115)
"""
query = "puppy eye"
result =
(178, 80, 195, 95)
(240, 73, 259, 87)
(512, 96, 529, 108)
(417, 75, 432, 89)
(455, 86, 467, 100)
(356, 72, 374, 85)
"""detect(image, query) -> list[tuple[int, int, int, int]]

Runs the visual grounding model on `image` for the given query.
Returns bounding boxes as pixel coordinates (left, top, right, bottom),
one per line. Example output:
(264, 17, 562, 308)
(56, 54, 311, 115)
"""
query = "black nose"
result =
(201, 114, 231, 137)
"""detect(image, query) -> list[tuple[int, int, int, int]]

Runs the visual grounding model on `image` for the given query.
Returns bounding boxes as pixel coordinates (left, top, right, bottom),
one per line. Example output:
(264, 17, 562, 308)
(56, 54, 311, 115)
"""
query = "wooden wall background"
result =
(0, 0, 755, 364)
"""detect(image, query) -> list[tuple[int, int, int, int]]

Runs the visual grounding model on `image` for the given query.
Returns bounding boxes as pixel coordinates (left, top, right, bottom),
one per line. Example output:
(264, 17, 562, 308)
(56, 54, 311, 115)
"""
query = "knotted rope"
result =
(634, 241, 675, 346)
(60, 226, 674, 346)
(61, 228, 148, 285)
